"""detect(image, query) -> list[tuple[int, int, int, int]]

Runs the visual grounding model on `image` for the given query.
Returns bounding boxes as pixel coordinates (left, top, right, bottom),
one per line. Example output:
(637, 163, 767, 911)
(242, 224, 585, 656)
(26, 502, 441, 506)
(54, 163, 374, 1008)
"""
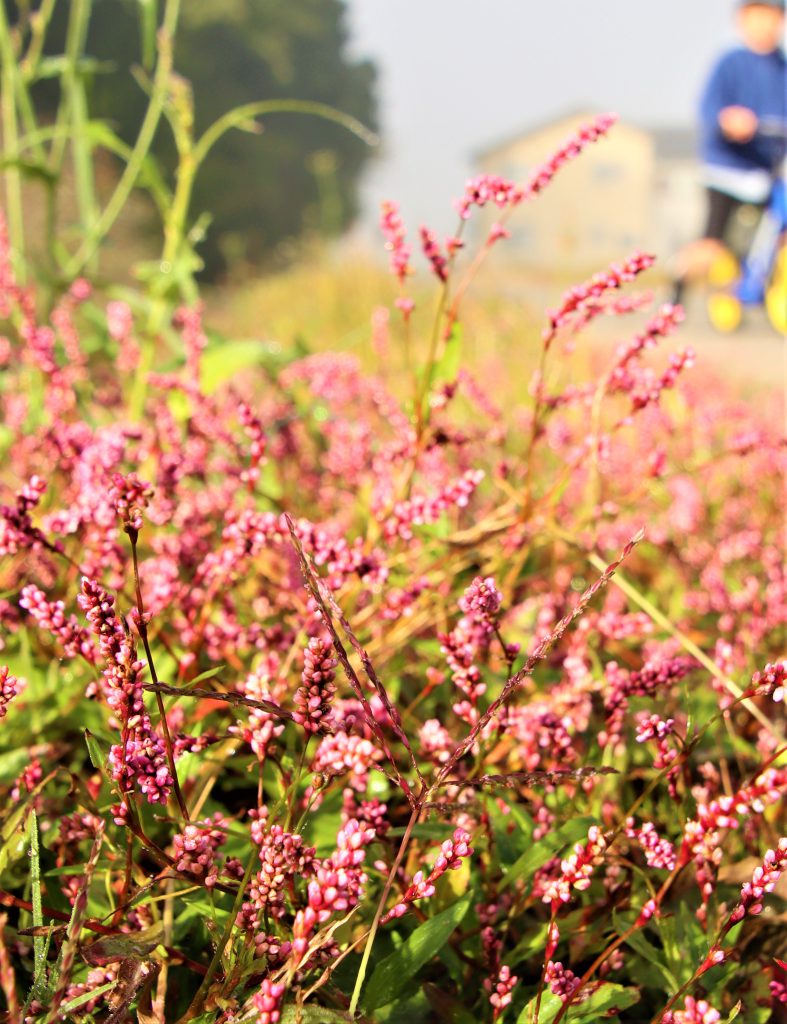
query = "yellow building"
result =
(474, 111, 700, 273)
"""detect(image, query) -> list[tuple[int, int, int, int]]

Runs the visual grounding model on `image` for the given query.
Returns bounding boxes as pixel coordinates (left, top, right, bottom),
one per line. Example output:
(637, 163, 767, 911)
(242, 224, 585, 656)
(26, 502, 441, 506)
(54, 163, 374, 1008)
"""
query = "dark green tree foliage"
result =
(11, 0, 377, 279)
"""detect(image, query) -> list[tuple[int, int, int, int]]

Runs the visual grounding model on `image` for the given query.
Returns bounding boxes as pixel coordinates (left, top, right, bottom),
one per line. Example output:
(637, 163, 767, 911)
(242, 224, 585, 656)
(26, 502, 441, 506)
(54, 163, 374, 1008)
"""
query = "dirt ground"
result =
(580, 296, 783, 397)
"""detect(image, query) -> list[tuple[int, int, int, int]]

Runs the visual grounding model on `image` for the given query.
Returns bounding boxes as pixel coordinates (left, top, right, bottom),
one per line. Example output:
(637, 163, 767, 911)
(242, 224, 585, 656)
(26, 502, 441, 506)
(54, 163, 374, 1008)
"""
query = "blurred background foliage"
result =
(3, 0, 378, 281)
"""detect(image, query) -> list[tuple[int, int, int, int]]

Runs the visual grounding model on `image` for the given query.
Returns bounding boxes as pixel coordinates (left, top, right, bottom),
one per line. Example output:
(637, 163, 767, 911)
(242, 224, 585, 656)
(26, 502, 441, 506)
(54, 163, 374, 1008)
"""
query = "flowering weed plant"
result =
(0, 21, 784, 1024)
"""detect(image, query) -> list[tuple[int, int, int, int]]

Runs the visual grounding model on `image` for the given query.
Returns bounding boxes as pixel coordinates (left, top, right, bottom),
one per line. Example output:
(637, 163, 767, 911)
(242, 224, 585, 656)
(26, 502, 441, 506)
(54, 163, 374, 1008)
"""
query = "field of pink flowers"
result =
(0, 109, 785, 1024)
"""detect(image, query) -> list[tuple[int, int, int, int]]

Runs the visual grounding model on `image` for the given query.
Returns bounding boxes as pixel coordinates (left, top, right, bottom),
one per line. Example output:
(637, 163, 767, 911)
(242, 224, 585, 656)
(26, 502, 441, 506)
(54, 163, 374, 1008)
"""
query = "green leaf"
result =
(28, 812, 48, 1002)
(362, 895, 472, 1011)
(0, 772, 53, 875)
(570, 983, 641, 1020)
(186, 665, 226, 686)
(60, 981, 117, 1014)
(517, 989, 562, 1024)
(200, 339, 274, 394)
(613, 911, 678, 992)
(81, 923, 164, 966)
(506, 921, 550, 965)
(518, 983, 640, 1024)
(84, 729, 108, 774)
(280, 1007, 352, 1024)
(499, 817, 596, 891)
(432, 322, 463, 387)
(375, 988, 432, 1023)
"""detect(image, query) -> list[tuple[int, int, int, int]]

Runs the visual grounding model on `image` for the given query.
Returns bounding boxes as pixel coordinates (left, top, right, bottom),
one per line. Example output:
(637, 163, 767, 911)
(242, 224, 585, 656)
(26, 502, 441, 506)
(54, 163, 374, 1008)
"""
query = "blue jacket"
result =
(699, 47, 786, 172)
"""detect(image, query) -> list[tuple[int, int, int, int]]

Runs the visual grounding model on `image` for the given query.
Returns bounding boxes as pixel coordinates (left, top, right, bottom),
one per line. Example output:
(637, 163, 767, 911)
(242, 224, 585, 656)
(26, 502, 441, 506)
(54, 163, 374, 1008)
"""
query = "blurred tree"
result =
(6, 0, 378, 280)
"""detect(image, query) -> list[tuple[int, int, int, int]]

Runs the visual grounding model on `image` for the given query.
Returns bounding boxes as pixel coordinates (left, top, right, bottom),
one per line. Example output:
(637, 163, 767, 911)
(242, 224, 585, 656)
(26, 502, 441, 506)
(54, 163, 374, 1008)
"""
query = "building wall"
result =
(476, 114, 710, 275)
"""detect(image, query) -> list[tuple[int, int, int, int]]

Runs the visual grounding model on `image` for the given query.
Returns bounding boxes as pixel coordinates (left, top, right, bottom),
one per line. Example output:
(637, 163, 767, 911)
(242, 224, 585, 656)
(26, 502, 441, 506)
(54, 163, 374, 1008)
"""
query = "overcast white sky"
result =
(344, 0, 742, 237)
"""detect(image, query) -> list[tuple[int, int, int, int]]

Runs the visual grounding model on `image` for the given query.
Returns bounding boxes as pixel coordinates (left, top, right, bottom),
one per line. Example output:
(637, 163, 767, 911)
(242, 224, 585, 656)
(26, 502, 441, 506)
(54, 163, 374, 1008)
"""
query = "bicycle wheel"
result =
(707, 292, 743, 333)
(707, 248, 739, 288)
(706, 248, 743, 332)
(765, 242, 787, 335)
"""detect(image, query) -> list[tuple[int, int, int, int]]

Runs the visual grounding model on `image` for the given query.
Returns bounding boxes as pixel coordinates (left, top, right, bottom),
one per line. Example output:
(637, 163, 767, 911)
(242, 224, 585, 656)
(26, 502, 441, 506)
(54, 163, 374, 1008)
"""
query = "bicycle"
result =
(706, 117, 787, 334)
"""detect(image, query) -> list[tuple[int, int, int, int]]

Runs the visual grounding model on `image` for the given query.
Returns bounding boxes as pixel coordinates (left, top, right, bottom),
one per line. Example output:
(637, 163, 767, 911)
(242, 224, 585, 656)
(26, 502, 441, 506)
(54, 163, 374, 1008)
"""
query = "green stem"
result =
(61, 0, 99, 274)
(349, 802, 422, 1016)
(63, 0, 181, 280)
(129, 531, 190, 822)
(177, 845, 258, 1024)
(193, 98, 377, 168)
(0, 5, 26, 277)
(283, 740, 311, 831)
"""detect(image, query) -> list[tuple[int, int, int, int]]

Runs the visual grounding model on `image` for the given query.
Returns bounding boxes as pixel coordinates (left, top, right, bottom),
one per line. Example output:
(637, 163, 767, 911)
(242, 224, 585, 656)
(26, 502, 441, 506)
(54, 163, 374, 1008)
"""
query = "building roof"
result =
(647, 125, 697, 160)
(474, 110, 696, 163)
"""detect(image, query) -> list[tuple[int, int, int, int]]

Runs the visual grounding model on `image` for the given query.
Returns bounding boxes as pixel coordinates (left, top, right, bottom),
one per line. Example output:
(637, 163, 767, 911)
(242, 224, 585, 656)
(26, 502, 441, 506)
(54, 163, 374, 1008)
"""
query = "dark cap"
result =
(739, 0, 785, 9)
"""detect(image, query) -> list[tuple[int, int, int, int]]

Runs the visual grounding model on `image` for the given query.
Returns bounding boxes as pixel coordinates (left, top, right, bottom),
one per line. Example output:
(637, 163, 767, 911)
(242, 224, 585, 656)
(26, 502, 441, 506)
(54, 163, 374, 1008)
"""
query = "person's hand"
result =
(718, 106, 758, 143)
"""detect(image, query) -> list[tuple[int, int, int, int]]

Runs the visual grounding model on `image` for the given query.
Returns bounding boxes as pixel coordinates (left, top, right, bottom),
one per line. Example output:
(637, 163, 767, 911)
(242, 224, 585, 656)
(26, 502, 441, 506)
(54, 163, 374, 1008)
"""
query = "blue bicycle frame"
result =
(735, 119, 787, 307)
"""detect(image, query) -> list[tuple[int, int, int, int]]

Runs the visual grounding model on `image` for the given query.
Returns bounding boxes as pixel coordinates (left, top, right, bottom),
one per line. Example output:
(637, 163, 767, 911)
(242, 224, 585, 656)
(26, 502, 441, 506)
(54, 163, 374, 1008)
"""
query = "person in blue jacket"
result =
(671, 0, 786, 305)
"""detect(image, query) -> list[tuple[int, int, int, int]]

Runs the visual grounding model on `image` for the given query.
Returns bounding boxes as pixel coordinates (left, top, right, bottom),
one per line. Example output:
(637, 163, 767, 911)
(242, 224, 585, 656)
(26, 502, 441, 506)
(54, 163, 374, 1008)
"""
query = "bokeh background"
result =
(2, 0, 781, 384)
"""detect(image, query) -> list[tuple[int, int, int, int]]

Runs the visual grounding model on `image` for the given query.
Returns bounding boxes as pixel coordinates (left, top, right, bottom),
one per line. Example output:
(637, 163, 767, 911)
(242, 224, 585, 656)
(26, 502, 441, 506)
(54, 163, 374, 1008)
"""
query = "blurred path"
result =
(590, 301, 784, 391)
(673, 319, 783, 390)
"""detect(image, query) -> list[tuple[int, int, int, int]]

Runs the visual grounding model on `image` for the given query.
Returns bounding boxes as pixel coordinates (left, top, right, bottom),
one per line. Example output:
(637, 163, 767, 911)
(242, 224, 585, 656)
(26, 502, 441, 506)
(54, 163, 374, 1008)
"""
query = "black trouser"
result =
(702, 187, 764, 242)
(671, 187, 766, 304)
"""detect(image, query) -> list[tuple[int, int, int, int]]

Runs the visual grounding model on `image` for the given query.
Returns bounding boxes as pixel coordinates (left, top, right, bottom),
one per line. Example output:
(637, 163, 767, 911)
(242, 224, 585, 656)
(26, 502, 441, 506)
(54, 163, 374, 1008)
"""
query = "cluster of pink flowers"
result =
(109, 472, 153, 536)
(680, 768, 787, 919)
(238, 400, 267, 488)
(380, 200, 412, 283)
(0, 99, 785, 1021)
(420, 226, 449, 281)
(78, 577, 172, 815)
(459, 575, 503, 620)
(608, 304, 685, 385)
(441, 574, 515, 728)
(172, 304, 208, 382)
(253, 978, 285, 1024)
(230, 668, 285, 764)
(455, 175, 523, 220)
(627, 348, 696, 415)
(0, 475, 50, 556)
(544, 960, 584, 1002)
(172, 813, 228, 888)
(306, 818, 376, 923)
(662, 996, 721, 1024)
(601, 650, 694, 748)
(248, 819, 316, 922)
(20, 584, 96, 665)
(0, 666, 22, 719)
(289, 817, 378, 966)
(310, 729, 382, 792)
(750, 659, 785, 703)
(382, 827, 474, 922)
(541, 825, 607, 910)
(728, 837, 787, 925)
(292, 637, 337, 735)
(485, 964, 518, 1019)
(544, 251, 655, 344)
(381, 468, 484, 541)
(522, 112, 617, 198)
(635, 713, 678, 786)
(625, 818, 676, 871)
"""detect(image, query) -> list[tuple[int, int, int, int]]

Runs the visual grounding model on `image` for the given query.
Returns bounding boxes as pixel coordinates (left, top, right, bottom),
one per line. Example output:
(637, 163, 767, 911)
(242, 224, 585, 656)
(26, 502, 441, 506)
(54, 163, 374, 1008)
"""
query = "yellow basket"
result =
(765, 244, 787, 335)
(707, 248, 740, 288)
(707, 292, 743, 333)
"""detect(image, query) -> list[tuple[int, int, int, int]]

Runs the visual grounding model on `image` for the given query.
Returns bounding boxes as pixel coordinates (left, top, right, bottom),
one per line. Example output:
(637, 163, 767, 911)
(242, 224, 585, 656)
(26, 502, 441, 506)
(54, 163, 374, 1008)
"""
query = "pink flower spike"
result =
(380, 200, 412, 283)
(522, 112, 618, 200)
(455, 175, 523, 220)
(253, 978, 286, 1024)
(420, 226, 449, 282)
(0, 666, 24, 720)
